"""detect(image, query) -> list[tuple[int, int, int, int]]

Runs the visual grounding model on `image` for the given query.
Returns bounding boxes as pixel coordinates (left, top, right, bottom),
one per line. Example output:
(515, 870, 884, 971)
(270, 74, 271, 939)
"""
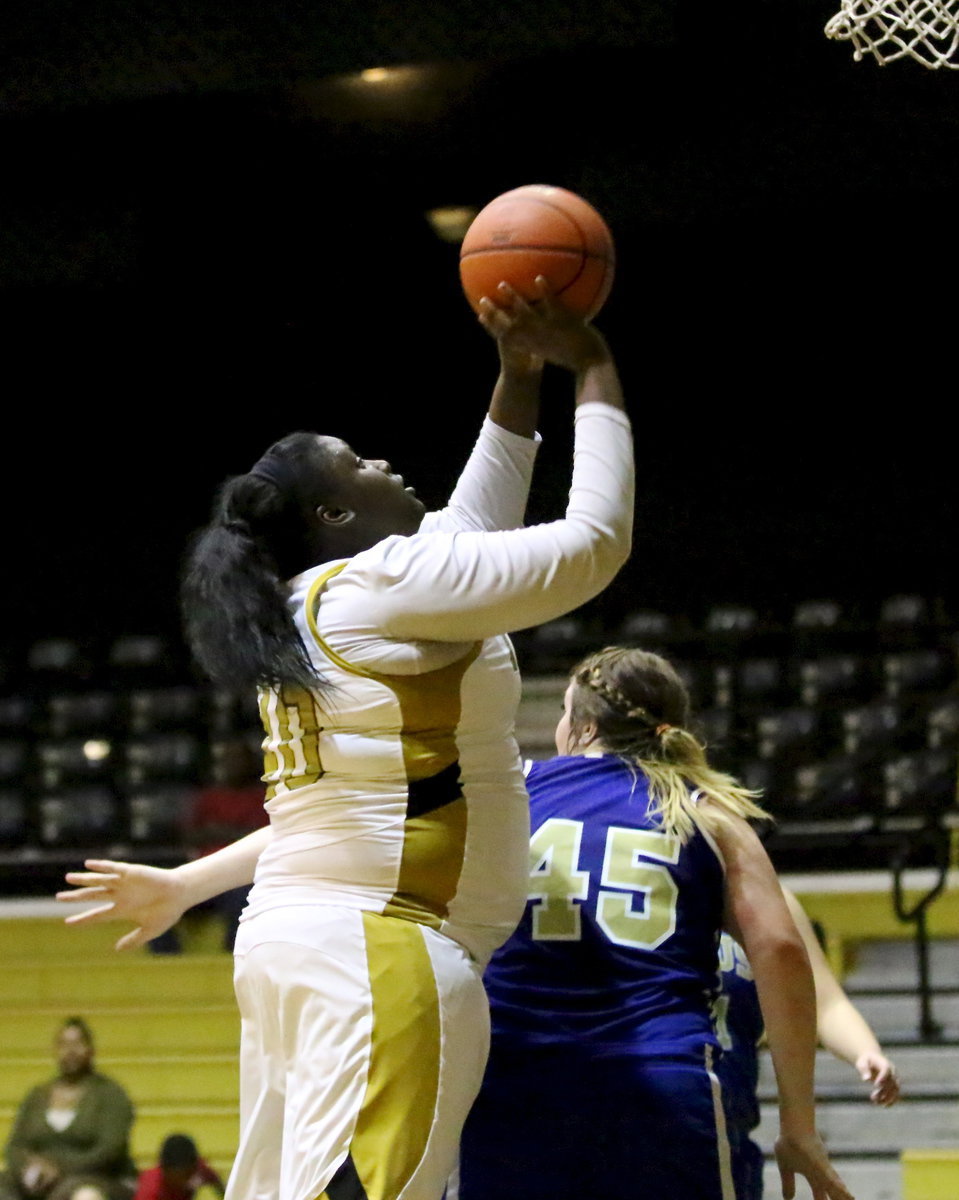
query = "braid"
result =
(579, 662, 662, 738)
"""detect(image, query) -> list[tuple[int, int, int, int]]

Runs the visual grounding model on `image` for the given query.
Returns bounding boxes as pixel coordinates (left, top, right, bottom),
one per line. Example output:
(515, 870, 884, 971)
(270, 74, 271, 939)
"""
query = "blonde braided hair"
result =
(568, 646, 769, 841)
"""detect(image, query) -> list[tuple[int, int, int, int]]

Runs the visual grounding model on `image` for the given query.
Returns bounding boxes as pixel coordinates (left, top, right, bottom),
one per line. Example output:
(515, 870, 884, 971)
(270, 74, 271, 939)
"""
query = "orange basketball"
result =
(459, 184, 615, 320)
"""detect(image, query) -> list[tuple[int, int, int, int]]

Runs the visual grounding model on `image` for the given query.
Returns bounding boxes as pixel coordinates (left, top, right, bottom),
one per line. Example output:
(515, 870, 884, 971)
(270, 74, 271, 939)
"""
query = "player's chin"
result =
(405, 493, 427, 527)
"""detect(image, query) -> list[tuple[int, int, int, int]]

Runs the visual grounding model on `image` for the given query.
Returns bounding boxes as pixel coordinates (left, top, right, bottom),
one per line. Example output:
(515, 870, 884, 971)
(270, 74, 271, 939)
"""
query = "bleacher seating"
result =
(27, 637, 96, 683)
(0, 595, 955, 1200)
(123, 732, 205, 787)
(107, 633, 187, 685)
(0, 632, 260, 892)
(510, 591, 959, 876)
(37, 785, 119, 848)
(0, 593, 955, 884)
(0, 789, 27, 846)
(47, 691, 118, 738)
(0, 913, 239, 1179)
(127, 785, 194, 845)
(128, 686, 201, 734)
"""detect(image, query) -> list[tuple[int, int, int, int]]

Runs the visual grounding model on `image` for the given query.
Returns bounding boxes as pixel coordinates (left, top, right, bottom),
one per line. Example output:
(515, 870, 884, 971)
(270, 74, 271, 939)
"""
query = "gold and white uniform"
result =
(228, 403, 634, 1200)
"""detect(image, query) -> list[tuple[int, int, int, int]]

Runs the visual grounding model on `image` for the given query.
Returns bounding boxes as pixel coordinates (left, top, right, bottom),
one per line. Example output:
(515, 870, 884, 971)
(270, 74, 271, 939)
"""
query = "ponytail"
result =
(637, 727, 768, 842)
(568, 646, 770, 841)
(181, 435, 329, 693)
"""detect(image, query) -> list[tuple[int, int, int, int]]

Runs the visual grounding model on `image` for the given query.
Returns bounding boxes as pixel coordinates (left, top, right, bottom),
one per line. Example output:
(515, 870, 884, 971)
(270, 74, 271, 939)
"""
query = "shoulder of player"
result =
(692, 799, 764, 858)
(526, 753, 626, 784)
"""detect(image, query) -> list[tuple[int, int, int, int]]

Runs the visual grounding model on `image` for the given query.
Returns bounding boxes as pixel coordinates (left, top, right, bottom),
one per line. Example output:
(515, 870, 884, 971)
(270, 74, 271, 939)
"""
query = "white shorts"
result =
(227, 906, 490, 1200)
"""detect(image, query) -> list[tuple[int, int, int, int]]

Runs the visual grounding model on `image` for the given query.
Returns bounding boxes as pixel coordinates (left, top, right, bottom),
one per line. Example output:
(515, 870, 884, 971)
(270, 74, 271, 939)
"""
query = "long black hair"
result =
(180, 432, 330, 693)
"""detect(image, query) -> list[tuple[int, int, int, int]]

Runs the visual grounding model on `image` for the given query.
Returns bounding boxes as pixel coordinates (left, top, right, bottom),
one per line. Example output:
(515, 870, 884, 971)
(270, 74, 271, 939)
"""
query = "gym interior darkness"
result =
(2, 0, 956, 637)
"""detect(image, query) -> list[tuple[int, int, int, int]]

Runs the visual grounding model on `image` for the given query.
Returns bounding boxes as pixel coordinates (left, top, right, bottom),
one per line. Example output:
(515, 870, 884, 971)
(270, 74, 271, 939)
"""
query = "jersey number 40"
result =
(528, 818, 680, 950)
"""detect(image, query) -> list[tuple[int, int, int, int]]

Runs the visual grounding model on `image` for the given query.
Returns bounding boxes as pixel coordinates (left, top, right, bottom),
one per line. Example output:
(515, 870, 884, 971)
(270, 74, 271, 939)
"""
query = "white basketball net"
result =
(825, 0, 959, 68)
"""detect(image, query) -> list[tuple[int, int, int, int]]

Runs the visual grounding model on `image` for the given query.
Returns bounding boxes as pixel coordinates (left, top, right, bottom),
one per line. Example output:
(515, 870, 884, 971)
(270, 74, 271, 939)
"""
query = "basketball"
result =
(459, 184, 615, 320)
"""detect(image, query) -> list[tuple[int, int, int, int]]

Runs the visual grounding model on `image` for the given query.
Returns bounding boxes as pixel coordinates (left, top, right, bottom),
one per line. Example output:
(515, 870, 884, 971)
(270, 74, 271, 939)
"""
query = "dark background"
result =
(2, 0, 956, 646)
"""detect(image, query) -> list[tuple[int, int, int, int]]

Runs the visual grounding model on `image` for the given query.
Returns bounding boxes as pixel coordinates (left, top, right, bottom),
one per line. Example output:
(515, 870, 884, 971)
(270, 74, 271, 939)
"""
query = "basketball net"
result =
(825, 0, 959, 68)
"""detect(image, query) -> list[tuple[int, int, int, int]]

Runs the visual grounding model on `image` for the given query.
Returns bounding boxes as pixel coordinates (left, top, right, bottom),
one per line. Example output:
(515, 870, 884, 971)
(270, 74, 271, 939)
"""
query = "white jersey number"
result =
(528, 818, 681, 950)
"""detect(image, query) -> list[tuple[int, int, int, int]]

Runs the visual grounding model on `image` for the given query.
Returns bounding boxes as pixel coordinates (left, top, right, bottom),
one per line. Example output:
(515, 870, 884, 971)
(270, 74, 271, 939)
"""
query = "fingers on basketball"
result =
(460, 184, 615, 321)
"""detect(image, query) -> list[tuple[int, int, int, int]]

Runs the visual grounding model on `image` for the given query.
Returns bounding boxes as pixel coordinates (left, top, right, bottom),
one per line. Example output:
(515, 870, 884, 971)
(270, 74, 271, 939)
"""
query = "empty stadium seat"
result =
(798, 654, 873, 706)
(0, 695, 34, 733)
(107, 634, 184, 685)
(883, 749, 957, 814)
(877, 594, 932, 647)
(47, 691, 117, 738)
(122, 733, 203, 786)
(793, 599, 843, 631)
(841, 701, 901, 756)
(37, 785, 119, 846)
(737, 758, 784, 801)
(671, 660, 711, 709)
(517, 615, 592, 672)
(883, 649, 954, 699)
(36, 736, 115, 788)
(208, 688, 261, 736)
(879, 593, 929, 627)
(755, 707, 820, 761)
(693, 707, 734, 752)
(705, 604, 758, 637)
(927, 697, 959, 751)
(27, 637, 94, 684)
(0, 789, 28, 845)
(711, 657, 792, 712)
(0, 740, 29, 783)
(618, 609, 677, 645)
(711, 663, 735, 710)
(532, 616, 587, 646)
(738, 657, 791, 706)
(793, 757, 869, 816)
(128, 786, 192, 844)
(127, 686, 201, 734)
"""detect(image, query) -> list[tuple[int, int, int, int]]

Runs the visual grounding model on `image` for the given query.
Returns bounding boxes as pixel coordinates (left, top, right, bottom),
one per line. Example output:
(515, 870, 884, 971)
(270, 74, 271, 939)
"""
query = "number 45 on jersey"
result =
(529, 818, 681, 951)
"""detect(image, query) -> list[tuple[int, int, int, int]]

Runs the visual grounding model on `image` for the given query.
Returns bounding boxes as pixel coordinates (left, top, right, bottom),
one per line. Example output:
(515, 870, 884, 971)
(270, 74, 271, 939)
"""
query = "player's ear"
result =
(569, 721, 599, 752)
(316, 505, 355, 526)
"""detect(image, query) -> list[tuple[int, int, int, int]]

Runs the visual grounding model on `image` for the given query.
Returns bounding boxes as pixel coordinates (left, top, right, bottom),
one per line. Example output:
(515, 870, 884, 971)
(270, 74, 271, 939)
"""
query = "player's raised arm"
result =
(485, 285, 544, 440)
(478, 278, 622, 412)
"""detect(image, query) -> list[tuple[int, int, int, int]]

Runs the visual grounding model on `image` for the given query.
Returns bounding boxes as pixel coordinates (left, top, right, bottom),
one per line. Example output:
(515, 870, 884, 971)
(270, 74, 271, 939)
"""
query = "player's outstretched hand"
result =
(478, 278, 610, 375)
(775, 1129, 855, 1200)
(856, 1051, 900, 1107)
(56, 859, 189, 952)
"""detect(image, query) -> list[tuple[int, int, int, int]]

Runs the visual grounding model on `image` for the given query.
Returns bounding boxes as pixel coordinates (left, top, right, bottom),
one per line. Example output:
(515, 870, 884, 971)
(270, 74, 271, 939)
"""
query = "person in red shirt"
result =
(149, 739, 268, 954)
(133, 1137, 222, 1200)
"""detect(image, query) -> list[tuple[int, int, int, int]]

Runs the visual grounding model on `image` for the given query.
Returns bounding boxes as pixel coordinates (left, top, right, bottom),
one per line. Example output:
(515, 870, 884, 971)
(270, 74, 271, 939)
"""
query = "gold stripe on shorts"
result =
(705, 1043, 736, 1200)
(351, 912, 441, 1199)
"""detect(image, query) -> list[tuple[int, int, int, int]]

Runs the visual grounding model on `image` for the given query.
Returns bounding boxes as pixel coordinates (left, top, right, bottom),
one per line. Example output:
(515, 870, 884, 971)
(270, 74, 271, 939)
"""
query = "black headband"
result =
(249, 455, 301, 502)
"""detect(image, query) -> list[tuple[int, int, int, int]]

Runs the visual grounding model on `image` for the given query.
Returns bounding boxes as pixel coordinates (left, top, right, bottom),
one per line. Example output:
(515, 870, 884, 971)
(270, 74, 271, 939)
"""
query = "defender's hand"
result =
(856, 1052, 900, 1107)
(775, 1130, 855, 1200)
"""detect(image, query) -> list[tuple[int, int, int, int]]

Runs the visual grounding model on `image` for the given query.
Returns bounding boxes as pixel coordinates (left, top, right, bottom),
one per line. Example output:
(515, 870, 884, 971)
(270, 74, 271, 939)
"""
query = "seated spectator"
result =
(132, 1136, 223, 1200)
(150, 738, 267, 954)
(0, 1018, 136, 1200)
